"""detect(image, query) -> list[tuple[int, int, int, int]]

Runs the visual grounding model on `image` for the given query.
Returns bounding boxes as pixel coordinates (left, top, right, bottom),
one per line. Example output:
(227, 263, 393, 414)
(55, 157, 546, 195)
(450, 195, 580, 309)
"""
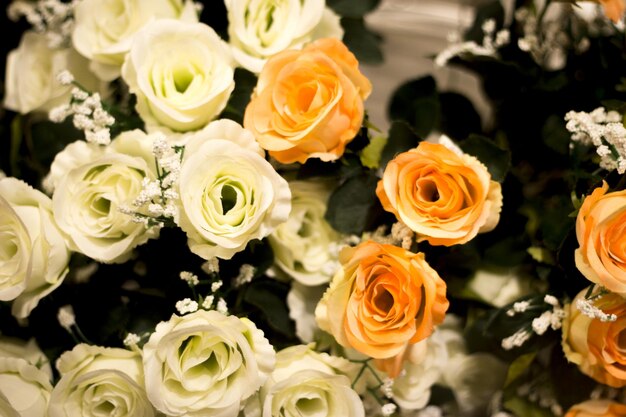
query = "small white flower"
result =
(202, 258, 220, 274)
(211, 280, 223, 293)
(202, 295, 215, 310)
(381, 403, 397, 416)
(56, 70, 74, 85)
(179, 271, 199, 286)
(216, 298, 228, 314)
(57, 305, 76, 330)
(175, 298, 199, 315)
(123, 333, 141, 347)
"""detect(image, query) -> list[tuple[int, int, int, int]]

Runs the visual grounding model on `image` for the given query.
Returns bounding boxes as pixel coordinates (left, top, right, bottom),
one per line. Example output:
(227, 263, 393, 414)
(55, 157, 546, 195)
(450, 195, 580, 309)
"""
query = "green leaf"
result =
(388, 76, 440, 138)
(379, 121, 421, 168)
(360, 135, 387, 169)
(340, 18, 383, 64)
(31, 120, 81, 170)
(459, 134, 511, 182)
(327, 0, 381, 18)
(439, 92, 482, 141)
(542, 114, 570, 155)
(325, 172, 381, 235)
(220, 68, 257, 124)
(243, 279, 295, 338)
(504, 352, 536, 387)
(504, 396, 554, 417)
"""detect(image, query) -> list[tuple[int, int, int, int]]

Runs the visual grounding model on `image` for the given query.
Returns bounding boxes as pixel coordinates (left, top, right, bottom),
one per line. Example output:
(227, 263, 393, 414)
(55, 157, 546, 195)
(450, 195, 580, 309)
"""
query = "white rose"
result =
(245, 344, 363, 417)
(72, 0, 197, 81)
(51, 131, 159, 263)
(0, 357, 53, 416)
(0, 337, 52, 378)
(4, 31, 100, 114)
(286, 282, 327, 343)
(122, 20, 235, 133)
(269, 180, 341, 286)
(48, 344, 155, 417)
(0, 177, 70, 319)
(467, 267, 532, 308)
(143, 310, 276, 417)
(225, 0, 343, 73)
(178, 120, 291, 260)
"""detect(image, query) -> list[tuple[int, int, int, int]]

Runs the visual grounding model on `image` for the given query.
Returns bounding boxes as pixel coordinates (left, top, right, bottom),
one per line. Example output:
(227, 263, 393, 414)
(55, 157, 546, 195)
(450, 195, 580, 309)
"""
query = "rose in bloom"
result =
(143, 310, 276, 417)
(122, 20, 235, 133)
(225, 0, 343, 73)
(0, 357, 53, 416)
(244, 344, 363, 417)
(0, 337, 52, 378)
(244, 38, 372, 164)
(575, 182, 626, 295)
(4, 32, 100, 114)
(73, 0, 197, 81)
(0, 177, 70, 319)
(50, 130, 159, 263)
(269, 180, 342, 286)
(178, 120, 291, 260)
(48, 344, 154, 417)
(562, 287, 626, 387)
(315, 240, 449, 377)
(565, 400, 626, 417)
(376, 141, 502, 246)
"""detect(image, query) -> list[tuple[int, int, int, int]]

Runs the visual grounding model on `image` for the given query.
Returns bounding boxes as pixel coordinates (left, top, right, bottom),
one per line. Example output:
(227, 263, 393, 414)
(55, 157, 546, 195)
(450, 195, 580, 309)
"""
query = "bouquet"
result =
(0, 0, 626, 416)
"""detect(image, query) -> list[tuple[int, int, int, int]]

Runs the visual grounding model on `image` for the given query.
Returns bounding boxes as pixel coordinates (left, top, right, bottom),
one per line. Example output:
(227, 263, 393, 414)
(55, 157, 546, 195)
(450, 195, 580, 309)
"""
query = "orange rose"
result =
(586, 0, 625, 23)
(575, 182, 626, 295)
(565, 400, 626, 417)
(244, 38, 371, 164)
(562, 288, 626, 387)
(376, 142, 502, 246)
(315, 240, 449, 377)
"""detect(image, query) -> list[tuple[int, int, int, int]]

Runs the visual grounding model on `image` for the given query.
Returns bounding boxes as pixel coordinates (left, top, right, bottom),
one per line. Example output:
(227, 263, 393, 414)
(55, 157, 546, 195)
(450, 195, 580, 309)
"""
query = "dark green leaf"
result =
(439, 92, 482, 141)
(31, 119, 82, 171)
(220, 68, 257, 124)
(459, 134, 511, 182)
(484, 237, 528, 268)
(325, 172, 381, 235)
(243, 279, 295, 338)
(542, 114, 570, 155)
(380, 121, 421, 168)
(340, 18, 383, 64)
(327, 0, 381, 18)
(388, 76, 440, 138)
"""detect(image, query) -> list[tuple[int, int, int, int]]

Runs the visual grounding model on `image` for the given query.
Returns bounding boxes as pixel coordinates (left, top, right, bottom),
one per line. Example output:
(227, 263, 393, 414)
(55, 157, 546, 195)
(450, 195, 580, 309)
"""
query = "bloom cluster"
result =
(8, 0, 77, 47)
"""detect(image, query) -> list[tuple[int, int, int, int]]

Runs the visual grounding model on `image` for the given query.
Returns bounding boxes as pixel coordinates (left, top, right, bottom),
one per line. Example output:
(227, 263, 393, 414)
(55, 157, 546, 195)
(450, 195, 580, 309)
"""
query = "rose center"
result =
(91, 197, 111, 216)
(173, 66, 195, 93)
(295, 397, 325, 416)
(221, 185, 238, 214)
(416, 179, 439, 202)
(373, 288, 394, 313)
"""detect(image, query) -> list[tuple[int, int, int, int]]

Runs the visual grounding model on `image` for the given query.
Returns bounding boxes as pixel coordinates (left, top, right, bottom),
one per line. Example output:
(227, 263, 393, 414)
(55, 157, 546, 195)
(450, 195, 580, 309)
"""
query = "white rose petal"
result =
(143, 310, 276, 417)
(0, 178, 71, 319)
(178, 121, 291, 260)
(48, 344, 154, 417)
(122, 20, 235, 133)
(286, 282, 327, 343)
(226, 0, 343, 73)
(0, 337, 52, 379)
(73, 0, 198, 81)
(0, 357, 52, 417)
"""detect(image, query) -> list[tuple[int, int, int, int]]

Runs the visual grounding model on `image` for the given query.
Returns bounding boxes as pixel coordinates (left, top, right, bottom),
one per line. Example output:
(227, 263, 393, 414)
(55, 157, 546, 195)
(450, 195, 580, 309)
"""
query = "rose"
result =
(0, 357, 53, 417)
(0, 177, 70, 319)
(562, 287, 626, 387)
(244, 344, 363, 417)
(287, 282, 327, 343)
(143, 309, 276, 417)
(72, 0, 197, 81)
(565, 400, 626, 417)
(376, 141, 502, 246)
(315, 240, 449, 377)
(269, 179, 342, 286)
(244, 38, 372, 164)
(177, 119, 291, 260)
(0, 337, 52, 378)
(51, 130, 159, 263)
(48, 344, 154, 417)
(4, 32, 100, 114)
(467, 267, 532, 308)
(225, 0, 343, 73)
(575, 182, 626, 295)
(122, 19, 235, 133)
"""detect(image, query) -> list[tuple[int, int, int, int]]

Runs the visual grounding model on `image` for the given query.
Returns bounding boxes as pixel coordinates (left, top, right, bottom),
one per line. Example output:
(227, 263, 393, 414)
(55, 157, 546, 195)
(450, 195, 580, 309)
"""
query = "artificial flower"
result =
(0, 357, 52, 416)
(376, 141, 502, 246)
(244, 38, 371, 163)
(565, 399, 626, 417)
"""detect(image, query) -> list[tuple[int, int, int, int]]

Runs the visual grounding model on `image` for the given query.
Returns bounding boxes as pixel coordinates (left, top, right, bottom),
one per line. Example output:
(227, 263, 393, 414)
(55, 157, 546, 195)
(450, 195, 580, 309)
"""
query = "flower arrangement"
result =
(1, 0, 626, 416)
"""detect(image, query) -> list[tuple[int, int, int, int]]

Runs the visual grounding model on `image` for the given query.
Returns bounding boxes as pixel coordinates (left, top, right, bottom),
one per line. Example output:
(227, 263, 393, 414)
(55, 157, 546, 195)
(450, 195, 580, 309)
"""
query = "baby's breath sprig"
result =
(502, 295, 565, 350)
(8, 0, 78, 48)
(349, 358, 399, 416)
(576, 285, 617, 322)
(57, 304, 93, 345)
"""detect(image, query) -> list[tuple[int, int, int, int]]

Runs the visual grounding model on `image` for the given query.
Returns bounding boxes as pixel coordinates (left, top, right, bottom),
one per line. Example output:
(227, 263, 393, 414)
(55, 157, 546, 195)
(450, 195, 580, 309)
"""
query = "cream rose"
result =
(0, 337, 52, 378)
(51, 131, 159, 263)
(0, 357, 53, 417)
(287, 282, 327, 343)
(4, 31, 100, 114)
(178, 120, 291, 260)
(48, 344, 154, 417)
(122, 19, 235, 133)
(225, 0, 343, 73)
(243, 344, 364, 417)
(0, 177, 70, 319)
(269, 180, 341, 286)
(143, 310, 276, 417)
(72, 0, 197, 81)
(376, 141, 502, 246)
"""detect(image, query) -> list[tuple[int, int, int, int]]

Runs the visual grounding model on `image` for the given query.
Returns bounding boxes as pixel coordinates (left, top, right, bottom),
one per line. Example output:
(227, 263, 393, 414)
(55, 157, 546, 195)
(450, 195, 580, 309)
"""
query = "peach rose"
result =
(315, 240, 448, 377)
(562, 288, 626, 387)
(376, 142, 502, 246)
(244, 38, 371, 164)
(587, 0, 625, 22)
(575, 182, 626, 295)
(565, 400, 626, 417)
